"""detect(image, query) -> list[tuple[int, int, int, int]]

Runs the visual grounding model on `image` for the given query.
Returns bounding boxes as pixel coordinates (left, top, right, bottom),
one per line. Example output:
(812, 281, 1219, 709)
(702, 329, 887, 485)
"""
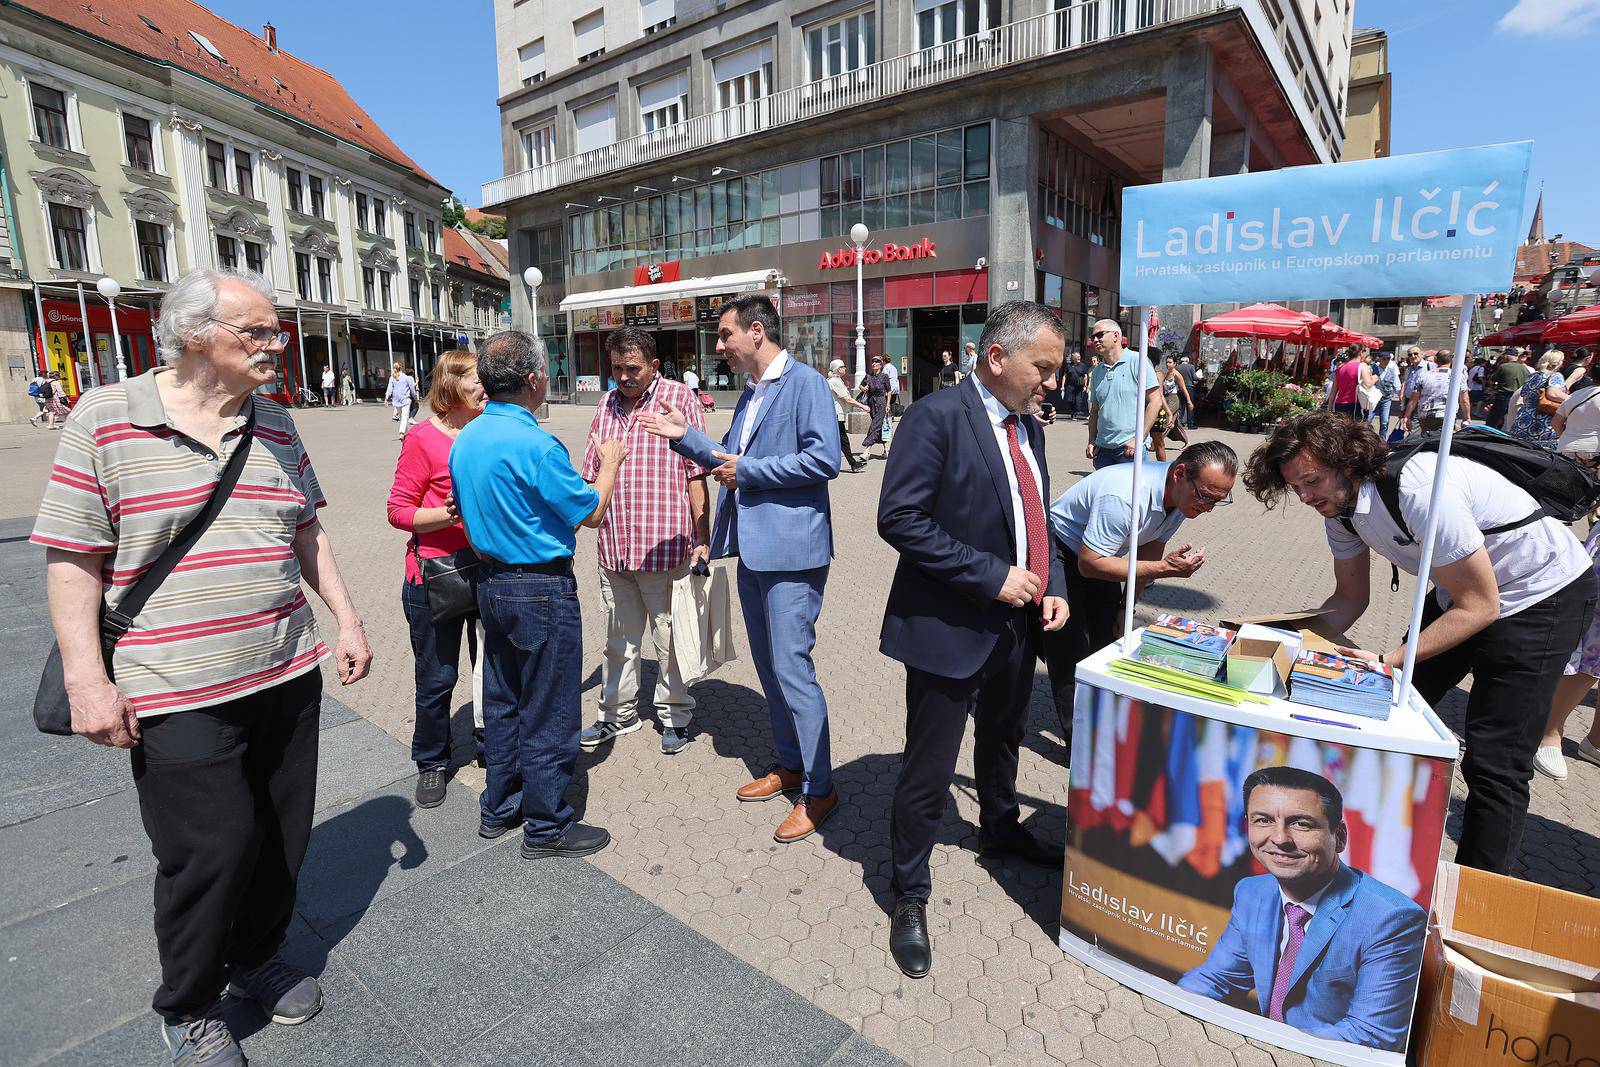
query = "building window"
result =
(243, 240, 265, 274)
(715, 43, 774, 109)
(356, 191, 369, 231)
(49, 202, 88, 270)
(206, 139, 228, 189)
(431, 282, 442, 319)
(31, 84, 70, 148)
(916, 0, 1002, 48)
(372, 198, 386, 237)
(1036, 125, 1120, 248)
(363, 266, 376, 307)
(518, 39, 545, 86)
(1372, 300, 1401, 327)
(308, 175, 325, 218)
(639, 73, 687, 133)
(573, 98, 618, 154)
(520, 123, 557, 169)
(216, 234, 239, 269)
(234, 149, 253, 198)
(405, 210, 419, 248)
(317, 257, 334, 302)
(124, 114, 156, 171)
(379, 270, 392, 311)
(806, 12, 875, 82)
(286, 167, 304, 212)
(641, 0, 675, 34)
(296, 252, 313, 299)
(136, 220, 168, 281)
(426, 219, 439, 253)
(409, 277, 421, 312)
(574, 10, 605, 63)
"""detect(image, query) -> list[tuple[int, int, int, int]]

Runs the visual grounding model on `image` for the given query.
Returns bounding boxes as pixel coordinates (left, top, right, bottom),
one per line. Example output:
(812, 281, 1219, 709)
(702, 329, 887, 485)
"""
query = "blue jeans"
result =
(1092, 444, 1133, 470)
(477, 568, 583, 844)
(402, 580, 477, 772)
(1369, 397, 1392, 438)
(737, 563, 832, 797)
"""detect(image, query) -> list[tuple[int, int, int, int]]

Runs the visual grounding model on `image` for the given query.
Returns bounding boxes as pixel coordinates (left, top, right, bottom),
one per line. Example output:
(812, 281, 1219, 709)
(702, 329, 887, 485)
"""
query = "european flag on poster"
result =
(1120, 142, 1534, 305)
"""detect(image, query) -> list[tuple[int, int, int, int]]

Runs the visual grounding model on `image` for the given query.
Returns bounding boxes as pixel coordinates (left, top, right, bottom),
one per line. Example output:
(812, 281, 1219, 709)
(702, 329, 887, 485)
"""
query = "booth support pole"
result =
(1395, 295, 1478, 709)
(1122, 305, 1153, 650)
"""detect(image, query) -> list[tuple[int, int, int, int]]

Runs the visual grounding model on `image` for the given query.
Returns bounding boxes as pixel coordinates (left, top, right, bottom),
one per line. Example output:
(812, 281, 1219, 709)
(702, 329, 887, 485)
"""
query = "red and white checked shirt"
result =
(581, 376, 708, 572)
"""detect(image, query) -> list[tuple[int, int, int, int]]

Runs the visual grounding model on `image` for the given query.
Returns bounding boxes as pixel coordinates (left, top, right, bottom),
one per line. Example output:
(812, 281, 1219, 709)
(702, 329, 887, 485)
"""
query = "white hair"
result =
(156, 268, 274, 365)
(1093, 318, 1122, 338)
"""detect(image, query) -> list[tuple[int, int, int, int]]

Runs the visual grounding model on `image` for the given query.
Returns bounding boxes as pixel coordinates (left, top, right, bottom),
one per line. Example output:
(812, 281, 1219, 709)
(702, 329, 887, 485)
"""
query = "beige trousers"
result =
(598, 564, 694, 728)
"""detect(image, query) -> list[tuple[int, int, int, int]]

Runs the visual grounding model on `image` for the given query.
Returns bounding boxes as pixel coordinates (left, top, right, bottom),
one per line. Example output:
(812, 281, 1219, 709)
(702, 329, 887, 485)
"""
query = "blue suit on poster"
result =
(672, 353, 841, 796)
(1177, 864, 1427, 1052)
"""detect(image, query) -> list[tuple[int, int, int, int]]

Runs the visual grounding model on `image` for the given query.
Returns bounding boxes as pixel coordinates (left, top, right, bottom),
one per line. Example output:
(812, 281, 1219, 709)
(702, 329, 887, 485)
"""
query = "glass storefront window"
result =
(935, 184, 962, 221)
(744, 174, 762, 219)
(964, 181, 989, 217)
(964, 124, 990, 180)
(884, 193, 908, 229)
(911, 136, 937, 191)
(861, 197, 883, 233)
(863, 146, 884, 199)
(842, 150, 863, 202)
(762, 217, 780, 247)
(820, 156, 840, 207)
(820, 205, 840, 238)
(936, 128, 963, 186)
(727, 179, 743, 224)
(649, 196, 664, 237)
(710, 183, 726, 227)
(885, 141, 909, 196)
(762, 168, 780, 216)
(695, 185, 711, 229)
(910, 189, 935, 226)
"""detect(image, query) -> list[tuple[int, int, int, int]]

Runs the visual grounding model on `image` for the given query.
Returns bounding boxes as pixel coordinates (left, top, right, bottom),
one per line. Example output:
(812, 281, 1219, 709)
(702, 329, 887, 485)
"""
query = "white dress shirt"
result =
(974, 375, 1044, 569)
(738, 349, 790, 453)
(1277, 877, 1333, 958)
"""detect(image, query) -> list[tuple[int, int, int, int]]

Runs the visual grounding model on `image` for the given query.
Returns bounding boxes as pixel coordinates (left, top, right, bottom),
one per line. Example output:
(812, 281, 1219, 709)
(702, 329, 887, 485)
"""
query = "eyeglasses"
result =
(210, 318, 289, 349)
(1190, 475, 1233, 507)
(1092, 330, 1116, 340)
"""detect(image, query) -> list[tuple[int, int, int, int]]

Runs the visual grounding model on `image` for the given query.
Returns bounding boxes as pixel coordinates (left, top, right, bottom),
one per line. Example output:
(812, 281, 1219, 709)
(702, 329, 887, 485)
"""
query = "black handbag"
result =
(33, 407, 256, 736)
(412, 540, 479, 624)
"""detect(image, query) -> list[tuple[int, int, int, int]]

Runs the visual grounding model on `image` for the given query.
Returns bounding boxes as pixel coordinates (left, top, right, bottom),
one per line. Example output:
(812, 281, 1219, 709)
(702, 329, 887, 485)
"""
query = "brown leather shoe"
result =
(774, 790, 837, 843)
(737, 765, 803, 802)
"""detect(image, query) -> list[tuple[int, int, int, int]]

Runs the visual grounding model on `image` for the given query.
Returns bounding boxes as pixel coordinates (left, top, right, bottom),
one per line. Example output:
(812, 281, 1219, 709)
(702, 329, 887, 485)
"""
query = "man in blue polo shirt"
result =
(1085, 319, 1166, 470)
(1041, 440, 1238, 727)
(449, 331, 627, 858)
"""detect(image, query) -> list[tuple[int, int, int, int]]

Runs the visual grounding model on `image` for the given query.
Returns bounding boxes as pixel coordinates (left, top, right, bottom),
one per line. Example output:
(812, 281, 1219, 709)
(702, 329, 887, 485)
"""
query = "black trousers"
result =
(1041, 541, 1124, 734)
(132, 670, 322, 1021)
(891, 608, 1035, 902)
(836, 420, 861, 464)
(1410, 570, 1597, 873)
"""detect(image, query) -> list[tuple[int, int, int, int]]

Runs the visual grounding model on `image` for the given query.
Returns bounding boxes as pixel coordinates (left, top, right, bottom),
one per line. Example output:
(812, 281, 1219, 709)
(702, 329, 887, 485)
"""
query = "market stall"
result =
(1061, 141, 1535, 1067)
(1542, 304, 1600, 346)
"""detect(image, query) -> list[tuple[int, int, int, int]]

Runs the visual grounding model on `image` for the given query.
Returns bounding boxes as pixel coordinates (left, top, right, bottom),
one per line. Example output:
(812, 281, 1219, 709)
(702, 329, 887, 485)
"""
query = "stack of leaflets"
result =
(1133, 615, 1236, 680)
(1288, 650, 1395, 720)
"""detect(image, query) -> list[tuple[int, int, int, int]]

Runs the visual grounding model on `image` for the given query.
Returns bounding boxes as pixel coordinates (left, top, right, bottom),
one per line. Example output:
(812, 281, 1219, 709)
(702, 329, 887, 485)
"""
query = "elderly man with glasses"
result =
(1086, 318, 1166, 470)
(1040, 440, 1239, 733)
(33, 268, 372, 1065)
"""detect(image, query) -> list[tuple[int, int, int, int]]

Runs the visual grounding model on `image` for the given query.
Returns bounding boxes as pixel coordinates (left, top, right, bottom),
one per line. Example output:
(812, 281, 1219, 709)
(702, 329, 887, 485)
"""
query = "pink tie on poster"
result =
(1268, 903, 1311, 1022)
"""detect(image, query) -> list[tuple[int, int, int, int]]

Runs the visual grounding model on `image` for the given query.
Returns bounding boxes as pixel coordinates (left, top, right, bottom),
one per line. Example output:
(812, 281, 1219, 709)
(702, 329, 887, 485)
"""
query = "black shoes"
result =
(889, 898, 931, 978)
(521, 822, 612, 859)
(978, 826, 1065, 867)
(414, 767, 448, 809)
(478, 817, 519, 840)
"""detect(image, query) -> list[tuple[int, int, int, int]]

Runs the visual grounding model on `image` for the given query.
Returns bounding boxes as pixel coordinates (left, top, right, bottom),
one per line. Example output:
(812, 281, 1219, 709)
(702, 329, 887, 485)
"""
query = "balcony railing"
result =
(484, 0, 1224, 208)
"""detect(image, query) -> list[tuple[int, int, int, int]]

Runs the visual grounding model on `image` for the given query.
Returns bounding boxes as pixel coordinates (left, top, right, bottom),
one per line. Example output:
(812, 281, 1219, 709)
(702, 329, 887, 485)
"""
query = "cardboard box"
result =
(1412, 862, 1600, 1067)
(1225, 637, 1294, 697)
(1220, 610, 1350, 652)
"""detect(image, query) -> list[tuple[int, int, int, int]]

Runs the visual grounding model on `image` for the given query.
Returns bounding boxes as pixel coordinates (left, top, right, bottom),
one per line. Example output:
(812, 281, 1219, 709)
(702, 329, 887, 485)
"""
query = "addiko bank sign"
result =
(818, 237, 937, 271)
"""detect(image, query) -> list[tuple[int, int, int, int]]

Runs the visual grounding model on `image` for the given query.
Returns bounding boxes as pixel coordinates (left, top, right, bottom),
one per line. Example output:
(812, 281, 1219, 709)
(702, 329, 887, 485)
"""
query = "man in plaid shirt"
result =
(579, 327, 711, 755)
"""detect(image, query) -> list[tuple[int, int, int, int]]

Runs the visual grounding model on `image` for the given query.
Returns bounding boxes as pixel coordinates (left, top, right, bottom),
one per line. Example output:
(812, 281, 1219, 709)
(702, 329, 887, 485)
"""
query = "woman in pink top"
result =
(387, 350, 486, 808)
(1327, 345, 1375, 419)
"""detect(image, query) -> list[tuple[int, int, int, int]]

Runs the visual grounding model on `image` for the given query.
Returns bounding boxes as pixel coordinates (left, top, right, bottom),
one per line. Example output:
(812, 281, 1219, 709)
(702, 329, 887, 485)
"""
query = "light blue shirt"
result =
(448, 401, 598, 564)
(1049, 460, 1185, 558)
(1089, 350, 1157, 448)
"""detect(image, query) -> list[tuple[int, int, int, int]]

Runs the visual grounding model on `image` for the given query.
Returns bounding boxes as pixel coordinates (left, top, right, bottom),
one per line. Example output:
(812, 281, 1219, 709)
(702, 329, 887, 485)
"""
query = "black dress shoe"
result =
(521, 822, 611, 859)
(479, 817, 519, 840)
(978, 827, 1066, 867)
(889, 898, 931, 978)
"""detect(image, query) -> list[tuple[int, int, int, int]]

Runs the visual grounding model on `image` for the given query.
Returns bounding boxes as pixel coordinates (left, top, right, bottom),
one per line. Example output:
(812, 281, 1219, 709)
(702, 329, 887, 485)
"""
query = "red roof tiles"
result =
(444, 226, 501, 280)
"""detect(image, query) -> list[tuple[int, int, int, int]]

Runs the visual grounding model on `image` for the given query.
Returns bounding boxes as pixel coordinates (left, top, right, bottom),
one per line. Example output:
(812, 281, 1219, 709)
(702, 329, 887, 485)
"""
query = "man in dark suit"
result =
(877, 300, 1069, 978)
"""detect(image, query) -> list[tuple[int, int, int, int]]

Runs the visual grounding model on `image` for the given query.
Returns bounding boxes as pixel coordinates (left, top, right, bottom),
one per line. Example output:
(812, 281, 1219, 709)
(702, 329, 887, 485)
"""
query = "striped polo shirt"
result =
(32, 367, 329, 717)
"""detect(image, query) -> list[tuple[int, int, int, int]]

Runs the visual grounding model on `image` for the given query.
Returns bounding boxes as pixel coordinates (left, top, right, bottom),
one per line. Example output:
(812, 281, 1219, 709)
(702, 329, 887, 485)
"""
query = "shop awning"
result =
(558, 268, 780, 313)
(1544, 305, 1600, 346)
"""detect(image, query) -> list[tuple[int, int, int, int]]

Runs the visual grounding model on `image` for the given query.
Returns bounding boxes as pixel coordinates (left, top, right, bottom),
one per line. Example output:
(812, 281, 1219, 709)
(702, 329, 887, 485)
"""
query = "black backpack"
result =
(1339, 426, 1600, 590)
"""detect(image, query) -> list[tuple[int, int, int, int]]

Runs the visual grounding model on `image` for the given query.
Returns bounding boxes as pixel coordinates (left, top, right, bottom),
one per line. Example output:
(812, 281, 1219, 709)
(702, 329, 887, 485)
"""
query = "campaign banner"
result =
(1121, 142, 1533, 305)
(1060, 685, 1451, 1067)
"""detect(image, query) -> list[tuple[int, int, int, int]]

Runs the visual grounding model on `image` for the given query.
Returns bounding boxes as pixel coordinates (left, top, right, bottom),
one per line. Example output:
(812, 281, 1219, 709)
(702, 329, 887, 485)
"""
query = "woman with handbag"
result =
(386, 350, 487, 808)
(1510, 350, 1568, 448)
(858, 355, 892, 459)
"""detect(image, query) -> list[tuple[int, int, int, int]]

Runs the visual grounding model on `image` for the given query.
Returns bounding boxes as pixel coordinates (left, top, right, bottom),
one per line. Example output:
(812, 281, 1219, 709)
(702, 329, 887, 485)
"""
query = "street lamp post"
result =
(96, 277, 125, 382)
(850, 223, 869, 381)
(523, 266, 544, 339)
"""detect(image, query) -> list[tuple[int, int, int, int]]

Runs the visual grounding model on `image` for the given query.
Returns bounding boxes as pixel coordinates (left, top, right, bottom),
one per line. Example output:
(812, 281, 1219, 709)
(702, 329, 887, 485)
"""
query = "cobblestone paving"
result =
(5, 399, 1596, 1067)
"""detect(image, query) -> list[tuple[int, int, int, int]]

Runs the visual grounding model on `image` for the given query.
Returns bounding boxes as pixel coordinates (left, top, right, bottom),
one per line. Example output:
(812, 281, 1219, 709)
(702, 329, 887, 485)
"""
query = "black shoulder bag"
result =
(33, 408, 256, 736)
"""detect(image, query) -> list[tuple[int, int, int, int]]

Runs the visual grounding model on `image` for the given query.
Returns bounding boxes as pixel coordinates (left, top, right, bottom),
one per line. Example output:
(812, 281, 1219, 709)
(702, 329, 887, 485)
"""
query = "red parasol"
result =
(1198, 303, 1321, 341)
(1543, 306, 1600, 347)
(1477, 320, 1550, 346)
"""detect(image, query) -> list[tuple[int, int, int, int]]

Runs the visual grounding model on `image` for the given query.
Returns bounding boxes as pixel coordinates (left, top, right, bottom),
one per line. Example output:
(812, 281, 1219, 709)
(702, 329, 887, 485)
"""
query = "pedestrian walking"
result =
(387, 349, 488, 808)
(828, 359, 870, 473)
(1163, 356, 1191, 445)
(1243, 411, 1597, 874)
(320, 364, 335, 406)
(1086, 319, 1163, 470)
(961, 340, 978, 376)
(1508, 351, 1567, 447)
(1176, 354, 1199, 428)
(26, 370, 48, 427)
(340, 370, 355, 406)
(1370, 351, 1400, 438)
(33, 268, 372, 1066)
(1402, 349, 1471, 434)
(44, 371, 69, 428)
(877, 300, 1069, 979)
(1060, 352, 1085, 420)
(1489, 349, 1531, 430)
(386, 363, 418, 439)
(1327, 346, 1375, 419)
(577, 327, 711, 757)
(1535, 526, 1600, 781)
(936, 350, 961, 390)
(883, 355, 902, 442)
(448, 331, 625, 858)
(638, 294, 842, 844)
(859, 355, 892, 458)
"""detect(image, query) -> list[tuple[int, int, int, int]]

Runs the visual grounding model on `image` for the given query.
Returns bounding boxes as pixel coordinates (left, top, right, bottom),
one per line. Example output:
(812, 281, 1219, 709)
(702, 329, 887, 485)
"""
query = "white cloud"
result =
(1498, 0, 1600, 35)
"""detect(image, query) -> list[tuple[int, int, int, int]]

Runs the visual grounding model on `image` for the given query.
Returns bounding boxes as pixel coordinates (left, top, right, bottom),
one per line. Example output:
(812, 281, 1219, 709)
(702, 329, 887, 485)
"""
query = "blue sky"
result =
(212, 0, 1598, 246)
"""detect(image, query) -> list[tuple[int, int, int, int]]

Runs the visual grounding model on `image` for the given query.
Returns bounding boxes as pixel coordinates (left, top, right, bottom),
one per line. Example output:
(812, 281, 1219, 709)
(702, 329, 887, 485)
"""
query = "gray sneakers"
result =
(161, 1008, 244, 1066)
(226, 956, 324, 1025)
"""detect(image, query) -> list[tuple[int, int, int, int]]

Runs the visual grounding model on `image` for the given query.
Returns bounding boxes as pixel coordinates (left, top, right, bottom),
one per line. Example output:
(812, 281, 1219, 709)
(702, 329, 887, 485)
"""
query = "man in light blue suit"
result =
(1178, 766, 1427, 1053)
(639, 294, 841, 843)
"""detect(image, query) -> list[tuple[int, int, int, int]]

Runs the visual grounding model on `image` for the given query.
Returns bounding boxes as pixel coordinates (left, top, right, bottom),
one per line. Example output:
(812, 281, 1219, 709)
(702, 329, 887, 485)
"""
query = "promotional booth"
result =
(1059, 142, 1535, 1067)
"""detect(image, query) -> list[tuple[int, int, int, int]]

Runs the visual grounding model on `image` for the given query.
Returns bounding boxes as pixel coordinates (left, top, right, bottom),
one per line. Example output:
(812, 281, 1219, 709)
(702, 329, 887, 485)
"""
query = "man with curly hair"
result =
(1242, 411, 1595, 875)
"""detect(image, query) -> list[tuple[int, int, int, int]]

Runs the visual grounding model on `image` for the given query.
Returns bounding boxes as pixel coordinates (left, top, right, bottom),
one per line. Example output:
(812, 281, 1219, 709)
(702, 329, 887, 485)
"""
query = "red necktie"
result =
(1004, 415, 1048, 604)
